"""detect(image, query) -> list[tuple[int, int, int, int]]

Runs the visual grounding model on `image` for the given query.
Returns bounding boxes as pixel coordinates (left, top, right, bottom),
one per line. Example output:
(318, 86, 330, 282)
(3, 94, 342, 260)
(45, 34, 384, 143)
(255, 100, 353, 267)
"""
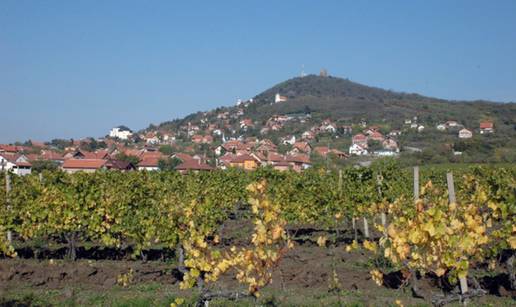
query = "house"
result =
(364, 126, 381, 136)
(0, 154, 32, 175)
(172, 153, 196, 163)
(105, 159, 136, 171)
(39, 150, 65, 163)
(161, 132, 176, 143)
(445, 121, 459, 128)
(349, 144, 368, 156)
(66, 150, 109, 160)
(109, 126, 133, 140)
(458, 128, 473, 139)
(352, 134, 368, 146)
(227, 154, 261, 170)
(239, 119, 254, 129)
(404, 119, 412, 125)
(410, 123, 418, 129)
(217, 153, 237, 169)
(290, 142, 312, 154)
(382, 139, 399, 152)
(285, 154, 312, 172)
(175, 159, 214, 174)
(271, 161, 292, 172)
(369, 131, 384, 142)
(216, 140, 248, 155)
(322, 124, 337, 133)
(479, 121, 494, 134)
(274, 93, 288, 103)
(301, 131, 316, 140)
(417, 125, 425, 133)
(388, 130, 401, 137)
(192, 135, 213, 144)
(138, 157, 161, 171)
(436, 124, 446, 131)
(264, 152, 286, 165)
(256, 143, 277, 156)
(314, 146, 348, 159)
(217, 112, 229, 119)
(0, 145, 20, 154)
(281, 135, 296, 146)
(62, 159, 107, 173)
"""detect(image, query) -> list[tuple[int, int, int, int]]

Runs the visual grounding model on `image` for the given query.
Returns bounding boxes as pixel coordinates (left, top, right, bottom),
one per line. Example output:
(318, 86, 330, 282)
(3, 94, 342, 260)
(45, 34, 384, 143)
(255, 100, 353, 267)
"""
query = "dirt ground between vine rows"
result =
(0, 241, 514, 306)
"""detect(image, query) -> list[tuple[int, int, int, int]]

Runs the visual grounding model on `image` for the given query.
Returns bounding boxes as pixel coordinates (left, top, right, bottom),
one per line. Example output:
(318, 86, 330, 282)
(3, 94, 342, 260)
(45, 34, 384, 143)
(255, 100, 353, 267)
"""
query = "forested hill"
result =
(246, 74, 515, 126)
(156, 74, 516, 135)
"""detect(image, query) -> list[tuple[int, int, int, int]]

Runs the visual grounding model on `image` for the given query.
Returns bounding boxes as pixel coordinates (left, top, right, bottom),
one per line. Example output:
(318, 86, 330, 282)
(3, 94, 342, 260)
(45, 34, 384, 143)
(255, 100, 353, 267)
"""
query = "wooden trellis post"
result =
(447, 172, 468, 299)
(5, 172, 12, 243)
(413, 166, 419, 201)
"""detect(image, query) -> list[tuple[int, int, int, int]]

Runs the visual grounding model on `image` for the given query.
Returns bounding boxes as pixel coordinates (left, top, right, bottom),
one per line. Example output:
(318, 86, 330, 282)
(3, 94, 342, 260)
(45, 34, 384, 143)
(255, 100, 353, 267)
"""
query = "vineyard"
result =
(0, 162, 515, 306)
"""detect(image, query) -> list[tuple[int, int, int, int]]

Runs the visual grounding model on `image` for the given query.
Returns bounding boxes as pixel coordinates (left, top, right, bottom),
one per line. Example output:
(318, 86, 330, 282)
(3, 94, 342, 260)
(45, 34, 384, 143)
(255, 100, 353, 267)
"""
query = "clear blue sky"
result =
(2, 0, 515, 143)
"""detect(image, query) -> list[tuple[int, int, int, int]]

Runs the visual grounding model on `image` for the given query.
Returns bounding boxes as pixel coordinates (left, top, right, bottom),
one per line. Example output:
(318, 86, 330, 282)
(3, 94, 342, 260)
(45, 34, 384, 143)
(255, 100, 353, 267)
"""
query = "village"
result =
(0, 99, 495, 176)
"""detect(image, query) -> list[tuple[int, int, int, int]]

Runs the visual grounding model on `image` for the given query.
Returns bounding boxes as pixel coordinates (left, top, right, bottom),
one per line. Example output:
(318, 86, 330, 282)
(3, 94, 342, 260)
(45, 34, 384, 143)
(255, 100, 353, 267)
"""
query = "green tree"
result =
(115, 153, 140, 166)
(158, 157, 182, 171)
(30, 160, 59, 173)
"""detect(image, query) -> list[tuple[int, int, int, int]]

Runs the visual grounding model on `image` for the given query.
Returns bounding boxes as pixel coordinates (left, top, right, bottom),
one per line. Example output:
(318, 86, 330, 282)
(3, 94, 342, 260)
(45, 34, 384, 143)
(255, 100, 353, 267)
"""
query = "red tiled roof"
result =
(138, 157, 160, 167)
(293, 142, 311, 152)
(124, 149, 144, 157)
(266, 152, 285, 162)
(0, 145, 19, 153)
(62, 159, 107, 169)
(480, 122, 493, 129)
(286, 154, 311, 164)
(40, 151, 65, 161)
(0, 153, 20, 163)
(230, 154, 259, 163)
(175, 160, 214, 171)
(173, 153, 195, 162)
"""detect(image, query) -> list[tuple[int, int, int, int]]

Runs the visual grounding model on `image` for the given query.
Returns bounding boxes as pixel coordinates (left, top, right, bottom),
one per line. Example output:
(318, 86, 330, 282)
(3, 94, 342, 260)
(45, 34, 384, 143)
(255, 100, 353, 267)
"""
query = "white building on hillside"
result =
(459, 128, 473, 139)
(349, 144, 368, 156)
(109, 126, 133, 140)
(275, 93, 288, 103)
(0, 154, 32, 176)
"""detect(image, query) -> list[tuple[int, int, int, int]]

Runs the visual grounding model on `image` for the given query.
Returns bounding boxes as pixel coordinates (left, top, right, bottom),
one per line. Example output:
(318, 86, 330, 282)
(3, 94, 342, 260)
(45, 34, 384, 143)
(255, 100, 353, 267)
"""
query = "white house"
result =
(417, 125, 425, 132)
(436, 124, 446, 131)
(349, 144, 368, 156)
(446, 121, 459, 128)
(459, 128, 473, 139)
(109, 126, 133, 140)
(0, 154, 32, 176)
(281, 135, 296, 146)
(323, 124, 337, 133)
(274, 93, 288, 103)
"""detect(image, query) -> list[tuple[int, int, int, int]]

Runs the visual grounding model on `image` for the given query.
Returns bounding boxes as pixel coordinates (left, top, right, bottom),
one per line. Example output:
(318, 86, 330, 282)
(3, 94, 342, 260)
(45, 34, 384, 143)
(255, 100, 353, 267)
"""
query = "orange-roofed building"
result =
(61, 159, 107, 173)
(228, 154, 261, 170)
(479, 121, 494, 134)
